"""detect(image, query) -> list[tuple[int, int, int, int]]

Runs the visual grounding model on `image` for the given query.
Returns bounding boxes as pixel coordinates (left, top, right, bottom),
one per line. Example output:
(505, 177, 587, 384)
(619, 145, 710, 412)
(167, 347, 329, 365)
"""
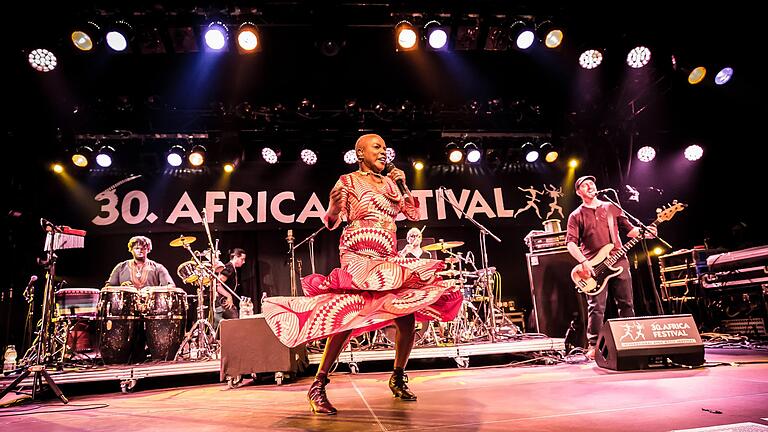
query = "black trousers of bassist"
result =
(586, 263, 635, 347)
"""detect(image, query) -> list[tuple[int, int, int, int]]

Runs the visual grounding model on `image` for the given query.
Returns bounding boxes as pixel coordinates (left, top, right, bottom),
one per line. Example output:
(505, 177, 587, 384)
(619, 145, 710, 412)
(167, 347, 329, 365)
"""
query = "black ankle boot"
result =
(389, 367, 417, 401)
(308, 374, 337, 415)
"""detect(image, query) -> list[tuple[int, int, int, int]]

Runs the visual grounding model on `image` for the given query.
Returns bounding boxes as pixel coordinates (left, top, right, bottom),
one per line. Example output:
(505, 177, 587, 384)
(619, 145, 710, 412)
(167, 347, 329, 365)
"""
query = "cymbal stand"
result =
(439, 186, 503, 342)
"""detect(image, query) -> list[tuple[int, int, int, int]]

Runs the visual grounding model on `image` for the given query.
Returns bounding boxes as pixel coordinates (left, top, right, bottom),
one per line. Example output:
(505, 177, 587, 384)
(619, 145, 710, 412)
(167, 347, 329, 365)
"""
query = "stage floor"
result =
(1, 348, 767, 431)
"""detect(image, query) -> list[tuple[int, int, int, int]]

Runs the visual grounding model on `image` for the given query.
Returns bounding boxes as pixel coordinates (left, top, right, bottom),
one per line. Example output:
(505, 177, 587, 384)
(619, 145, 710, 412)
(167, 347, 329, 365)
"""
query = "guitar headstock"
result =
(655, 200, 687, 222)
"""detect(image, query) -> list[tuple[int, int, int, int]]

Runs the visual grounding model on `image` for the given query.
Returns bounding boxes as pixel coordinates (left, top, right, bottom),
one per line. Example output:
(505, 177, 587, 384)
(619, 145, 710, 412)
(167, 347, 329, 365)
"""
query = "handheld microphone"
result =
(382, 163, 410, 198)
(27, 275, 37, 287)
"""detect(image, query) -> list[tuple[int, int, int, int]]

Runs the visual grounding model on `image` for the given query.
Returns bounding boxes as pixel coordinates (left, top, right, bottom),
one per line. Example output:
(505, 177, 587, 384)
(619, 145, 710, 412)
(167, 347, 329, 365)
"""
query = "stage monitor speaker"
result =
(526, 249, 587, 347)
(595, 314, 704, 371)
(220, 316, 307, 382)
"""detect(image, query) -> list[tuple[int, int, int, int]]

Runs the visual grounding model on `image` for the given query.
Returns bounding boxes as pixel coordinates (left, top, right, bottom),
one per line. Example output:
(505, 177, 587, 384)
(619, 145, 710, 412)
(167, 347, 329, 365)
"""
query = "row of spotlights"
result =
(637, 145, 704, 162)
(396, 20, 563, 51)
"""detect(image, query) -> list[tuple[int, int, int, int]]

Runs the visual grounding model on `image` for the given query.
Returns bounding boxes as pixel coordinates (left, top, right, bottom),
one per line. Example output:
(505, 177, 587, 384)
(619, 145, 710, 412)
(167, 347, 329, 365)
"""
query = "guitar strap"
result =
(606, 204, 618, 248)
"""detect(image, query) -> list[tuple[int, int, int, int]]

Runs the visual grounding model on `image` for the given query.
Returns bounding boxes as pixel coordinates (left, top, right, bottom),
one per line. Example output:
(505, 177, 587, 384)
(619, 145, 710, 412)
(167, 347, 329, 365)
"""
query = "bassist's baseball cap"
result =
(574, 175, 596, 190)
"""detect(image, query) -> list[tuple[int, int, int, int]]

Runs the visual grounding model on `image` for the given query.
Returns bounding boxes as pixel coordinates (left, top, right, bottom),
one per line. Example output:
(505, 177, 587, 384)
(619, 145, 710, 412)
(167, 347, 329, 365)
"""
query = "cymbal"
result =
(169, 235, 196, 247)
(422, 241, 465, 251)
(437, 269, 461, 277)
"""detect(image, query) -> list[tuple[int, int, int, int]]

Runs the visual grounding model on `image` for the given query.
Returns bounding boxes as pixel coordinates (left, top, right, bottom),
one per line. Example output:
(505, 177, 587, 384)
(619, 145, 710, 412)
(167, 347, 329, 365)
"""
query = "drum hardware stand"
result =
(286, 226, 327, 296)
(174, 239, 239, 361)
(438, 187, 503, 342)
(286, 229, 297, 296)
(1, 221, 74, 404)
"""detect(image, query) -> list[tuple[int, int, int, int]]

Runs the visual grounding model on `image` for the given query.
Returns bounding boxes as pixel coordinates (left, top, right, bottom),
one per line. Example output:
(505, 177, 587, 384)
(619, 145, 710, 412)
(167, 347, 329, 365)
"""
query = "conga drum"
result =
(141, 286, 188, 361)
(97, 286, 142, 364)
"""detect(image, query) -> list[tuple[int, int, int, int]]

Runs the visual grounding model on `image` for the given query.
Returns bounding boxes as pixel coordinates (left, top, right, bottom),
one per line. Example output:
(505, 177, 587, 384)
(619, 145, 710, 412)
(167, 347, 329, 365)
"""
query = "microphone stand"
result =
(293, 226, 326, 275)
(439, 187, 502, 342)
(600, 190, 669, 315)
(286, 230, 297, 296)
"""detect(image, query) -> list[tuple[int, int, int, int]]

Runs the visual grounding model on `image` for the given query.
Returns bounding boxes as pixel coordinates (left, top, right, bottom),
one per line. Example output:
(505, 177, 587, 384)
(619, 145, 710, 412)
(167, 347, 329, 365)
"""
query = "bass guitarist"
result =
(566, 175, 656, 360)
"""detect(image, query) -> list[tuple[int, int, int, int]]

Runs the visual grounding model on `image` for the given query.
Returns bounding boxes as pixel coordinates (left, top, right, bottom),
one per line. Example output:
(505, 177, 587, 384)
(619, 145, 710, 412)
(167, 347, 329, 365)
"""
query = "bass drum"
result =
(97, 286, 144, 364)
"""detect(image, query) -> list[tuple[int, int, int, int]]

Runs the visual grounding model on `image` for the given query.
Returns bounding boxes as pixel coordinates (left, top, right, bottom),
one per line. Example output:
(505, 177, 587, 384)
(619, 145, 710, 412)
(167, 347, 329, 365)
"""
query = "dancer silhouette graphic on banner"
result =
(515, 186, 544, 219)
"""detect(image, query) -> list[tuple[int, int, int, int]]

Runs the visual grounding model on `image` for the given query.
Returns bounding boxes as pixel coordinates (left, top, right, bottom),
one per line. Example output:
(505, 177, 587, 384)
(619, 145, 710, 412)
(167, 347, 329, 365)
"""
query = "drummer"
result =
(399, 227, 437, 259)
(105, 236, 175, 289)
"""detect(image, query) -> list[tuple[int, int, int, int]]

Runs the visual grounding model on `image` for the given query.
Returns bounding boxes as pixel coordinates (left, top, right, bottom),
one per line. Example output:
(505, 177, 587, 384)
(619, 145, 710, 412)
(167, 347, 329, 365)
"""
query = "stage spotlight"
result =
(52, 163, 64, 174)
(386, 147, 396, 163)
(413, 160, 425, 171)
(71, 22, 101, 51)
(510, 21, 535, 50)
(688, 66, 707, 85)
(166, 145, 185, 167)
(540, 142, 558, 163)
(237, 22, 260, 53)
(96, 146, 115, 168)
(637, 146, 656, 162)
(684, 144, 703, 161)
(446, 142, 464, 163)
(298, 98, 316, 117)
(395, 21, 418, 51)
(627, 46, 651, 68)
(522, 142, 539, 163)
(28, 49, 57, 72)
(568, 159, 579, 168)
(223, 163, 235, 173)
(262, 147, 279, 164)
(579, 49, 603, 69)
(653, 247, 664, 256)
(204, 21, 228, 51)
(188, 145, 207, 166)
(71, 146, 93, 167)
(715, 67, 733, 85)
(465, 142, 481, 163)
(425, 20, 449, 50)
(344, 149, 357, 164)
(536, 21, 563, 49)
(106, 20, 133, 52)
(300, 149, 318, 165)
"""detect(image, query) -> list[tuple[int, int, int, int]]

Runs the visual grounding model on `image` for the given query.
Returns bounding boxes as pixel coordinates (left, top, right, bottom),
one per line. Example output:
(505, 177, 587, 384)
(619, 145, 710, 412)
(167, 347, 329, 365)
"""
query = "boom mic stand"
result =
(292, 226, 326, 275)
(600, 190, 671, 315)
(438, 187, 502, 342)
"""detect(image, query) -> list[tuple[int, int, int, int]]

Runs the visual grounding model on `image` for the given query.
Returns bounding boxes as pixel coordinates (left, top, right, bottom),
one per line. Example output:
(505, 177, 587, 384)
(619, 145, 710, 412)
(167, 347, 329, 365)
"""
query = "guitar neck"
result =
(604, 220, 660, 266)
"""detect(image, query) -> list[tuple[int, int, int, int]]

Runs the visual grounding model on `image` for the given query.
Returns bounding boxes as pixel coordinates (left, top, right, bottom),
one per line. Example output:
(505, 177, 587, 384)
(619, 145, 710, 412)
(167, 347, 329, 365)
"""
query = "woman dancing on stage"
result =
(262, 133, 462, 415)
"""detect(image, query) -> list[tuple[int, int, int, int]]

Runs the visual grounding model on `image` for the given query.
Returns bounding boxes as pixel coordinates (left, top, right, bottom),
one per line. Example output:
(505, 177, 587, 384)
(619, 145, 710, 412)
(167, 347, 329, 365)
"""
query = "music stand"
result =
(1, 222, 71, 404)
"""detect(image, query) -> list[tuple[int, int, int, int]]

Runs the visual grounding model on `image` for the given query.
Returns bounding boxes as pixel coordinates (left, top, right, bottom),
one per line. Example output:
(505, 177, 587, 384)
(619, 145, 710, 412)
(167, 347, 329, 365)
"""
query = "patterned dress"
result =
(262, 172, 463, 347)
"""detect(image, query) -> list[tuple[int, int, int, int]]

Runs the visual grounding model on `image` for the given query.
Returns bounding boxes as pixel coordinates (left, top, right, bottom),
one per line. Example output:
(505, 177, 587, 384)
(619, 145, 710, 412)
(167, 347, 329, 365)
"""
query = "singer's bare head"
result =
(355, 133, 387, 173)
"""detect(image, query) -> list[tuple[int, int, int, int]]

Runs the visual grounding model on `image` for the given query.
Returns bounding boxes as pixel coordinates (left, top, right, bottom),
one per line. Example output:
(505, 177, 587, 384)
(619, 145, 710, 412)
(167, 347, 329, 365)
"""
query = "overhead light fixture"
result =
(71, 21, 101, 51)
(262, 147, 279, 164)
(96, 145, 115, 167)
(28, 49, 57, 72)
(522, 142, 539, 162)
(536, 20, 563, 49)
(413, 160, 425, 171)
(627, 46, 652, 68)
(395, 20, 418, 51)
(425, 20, 449, 50)
(714, 67, 734, 85)
(540, 142, 558, 163)
(684, 144, 703, 161)
(637, 146, 656, 162)
(510, 20, 535, 50)
(446, 142, 463, 163)
(188, 145, 207, 166)
(166, 145, 185, 167)
(687, 66, 707, 85)
(71, 146, 93, 167)
(465, 142, 481, 163)
(106, 20, 133, 52)
(454, 23, 480, 50)
(579, 49, 603, 69)
(300, 148, 318, 165)
(344, 149, 358, 164)
(204, 21, 229, 51)
(237, 22, 260, 53)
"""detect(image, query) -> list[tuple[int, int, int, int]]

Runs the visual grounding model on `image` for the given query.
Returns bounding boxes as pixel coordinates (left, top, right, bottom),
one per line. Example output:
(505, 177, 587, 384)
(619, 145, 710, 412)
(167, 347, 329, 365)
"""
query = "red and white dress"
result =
(262, 172, 463, 347)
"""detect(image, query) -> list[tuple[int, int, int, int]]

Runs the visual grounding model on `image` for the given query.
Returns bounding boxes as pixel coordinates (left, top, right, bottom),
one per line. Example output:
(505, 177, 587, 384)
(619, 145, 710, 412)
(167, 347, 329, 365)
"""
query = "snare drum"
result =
(55, 288, 100, 319)
(177, 261, 212, 285)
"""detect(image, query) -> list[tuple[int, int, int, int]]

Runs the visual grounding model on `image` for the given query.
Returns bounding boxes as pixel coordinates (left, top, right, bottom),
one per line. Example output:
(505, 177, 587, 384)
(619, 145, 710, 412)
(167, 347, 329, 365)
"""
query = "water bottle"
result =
(3, 345, 17, 372)
(239, 297, 254, 318)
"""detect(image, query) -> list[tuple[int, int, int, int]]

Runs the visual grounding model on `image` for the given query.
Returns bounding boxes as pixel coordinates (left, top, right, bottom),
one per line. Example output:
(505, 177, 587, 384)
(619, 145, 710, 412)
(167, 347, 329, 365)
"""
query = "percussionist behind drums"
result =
(105, 236, 175, 288)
